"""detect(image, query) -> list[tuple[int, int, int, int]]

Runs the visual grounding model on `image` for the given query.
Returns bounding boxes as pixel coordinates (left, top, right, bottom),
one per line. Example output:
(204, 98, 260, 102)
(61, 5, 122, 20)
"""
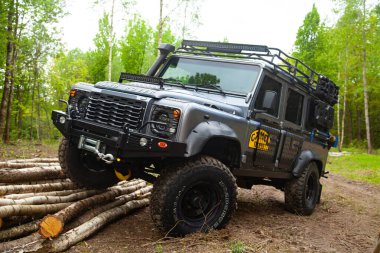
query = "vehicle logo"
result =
(249, 129, 271, 151)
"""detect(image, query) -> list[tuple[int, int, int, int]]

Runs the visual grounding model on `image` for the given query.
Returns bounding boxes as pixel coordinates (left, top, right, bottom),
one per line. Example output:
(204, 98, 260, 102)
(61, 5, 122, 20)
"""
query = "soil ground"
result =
(66, 174, 380, 253)
(1, 144, 378, 252)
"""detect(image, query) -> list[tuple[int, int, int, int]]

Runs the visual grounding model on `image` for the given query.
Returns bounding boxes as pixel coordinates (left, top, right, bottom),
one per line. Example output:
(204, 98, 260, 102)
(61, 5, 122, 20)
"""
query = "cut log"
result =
(0, 181, 77, 195)
(0, 233, 45, 253)
(39, 180, 146, 238)
(3, 189, 83, 200)
(0, 157, 58, 165)
(0, 219, 40, 240)
(0, 202, 71, 218)
(0, 215, 37, 230)
(9, 179, 72, 186)
(0, 166, 65, 183)
(68, 186, 152, 230)
(41, 198, 150, 253)
(0, 162, 60, 169)
(0, 189, 100, 206)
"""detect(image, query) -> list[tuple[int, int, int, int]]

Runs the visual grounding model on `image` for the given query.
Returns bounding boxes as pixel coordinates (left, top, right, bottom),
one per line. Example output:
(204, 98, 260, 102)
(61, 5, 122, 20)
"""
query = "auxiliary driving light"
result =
(59, 116, 66, 124)
(139, 138, 148, 147)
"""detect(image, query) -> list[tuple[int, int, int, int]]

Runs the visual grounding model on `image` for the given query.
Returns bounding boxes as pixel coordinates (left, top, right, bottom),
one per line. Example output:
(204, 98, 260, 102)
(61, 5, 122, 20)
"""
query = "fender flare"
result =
(292, 150, 323, 177)
(185, 121, 240, 157)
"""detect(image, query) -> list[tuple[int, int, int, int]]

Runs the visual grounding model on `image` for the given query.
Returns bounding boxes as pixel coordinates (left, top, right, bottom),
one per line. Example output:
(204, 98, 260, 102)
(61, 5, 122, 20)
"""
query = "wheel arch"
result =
(185, 121, 242, 168)
(292, 150, 324, 177)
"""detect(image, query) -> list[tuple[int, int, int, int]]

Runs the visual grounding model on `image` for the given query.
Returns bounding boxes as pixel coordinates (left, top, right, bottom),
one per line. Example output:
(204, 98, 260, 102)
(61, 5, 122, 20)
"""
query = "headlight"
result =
(151, 106, 181, 138)
(68, 89, 90, 119)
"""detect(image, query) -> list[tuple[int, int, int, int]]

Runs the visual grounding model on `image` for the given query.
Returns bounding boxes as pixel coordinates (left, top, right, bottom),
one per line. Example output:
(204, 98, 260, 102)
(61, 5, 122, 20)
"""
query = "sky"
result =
(60, 0, 338, 54)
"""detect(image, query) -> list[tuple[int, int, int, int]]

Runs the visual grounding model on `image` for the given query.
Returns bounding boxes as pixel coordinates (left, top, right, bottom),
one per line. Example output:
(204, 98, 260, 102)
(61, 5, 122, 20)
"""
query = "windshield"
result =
(160, 57, 261, 94)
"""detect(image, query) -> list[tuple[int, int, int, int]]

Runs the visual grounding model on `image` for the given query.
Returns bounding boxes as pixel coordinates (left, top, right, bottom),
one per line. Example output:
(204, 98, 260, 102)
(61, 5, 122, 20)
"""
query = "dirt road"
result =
(65, 174, 380, 253)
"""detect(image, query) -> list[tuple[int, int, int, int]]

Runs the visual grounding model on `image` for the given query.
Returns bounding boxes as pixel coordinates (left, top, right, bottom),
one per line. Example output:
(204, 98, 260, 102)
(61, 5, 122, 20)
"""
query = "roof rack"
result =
(176, 40, 339, 105)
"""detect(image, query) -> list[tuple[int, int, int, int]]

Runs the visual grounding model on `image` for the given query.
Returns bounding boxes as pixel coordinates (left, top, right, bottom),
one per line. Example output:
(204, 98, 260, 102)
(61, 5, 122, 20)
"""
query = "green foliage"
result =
(120, 15, 154, 74)
(229, 241, 247, 253)
(327, 153, 380, 184)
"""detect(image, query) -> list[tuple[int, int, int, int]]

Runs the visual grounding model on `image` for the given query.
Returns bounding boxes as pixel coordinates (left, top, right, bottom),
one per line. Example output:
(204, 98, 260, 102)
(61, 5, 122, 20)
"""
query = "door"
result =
(246, 75, 283, 170)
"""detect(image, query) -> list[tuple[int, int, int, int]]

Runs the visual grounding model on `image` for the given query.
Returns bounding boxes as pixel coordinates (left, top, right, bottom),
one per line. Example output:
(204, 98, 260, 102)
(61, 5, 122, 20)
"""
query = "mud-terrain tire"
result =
(59, 138, 118, 189)
(284, 162, 320, 215)
(150, 156, 237, 236)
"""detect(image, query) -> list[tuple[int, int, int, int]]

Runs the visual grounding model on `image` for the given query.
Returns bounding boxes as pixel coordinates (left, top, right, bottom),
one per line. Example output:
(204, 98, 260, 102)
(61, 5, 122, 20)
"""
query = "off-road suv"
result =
(52, 40, 339, 235)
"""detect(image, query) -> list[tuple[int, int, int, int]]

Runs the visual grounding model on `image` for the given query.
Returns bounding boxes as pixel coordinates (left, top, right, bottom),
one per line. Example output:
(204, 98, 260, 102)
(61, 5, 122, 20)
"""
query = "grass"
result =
(229, 241, 247, 253)
(326, 151, 380, 184)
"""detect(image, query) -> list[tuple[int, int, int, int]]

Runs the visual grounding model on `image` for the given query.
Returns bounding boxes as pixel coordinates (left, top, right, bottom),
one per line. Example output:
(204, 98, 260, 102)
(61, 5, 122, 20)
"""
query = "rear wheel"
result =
(59, 138, 118, 189)
(284, 162, 320, 215)
(150, 156, 237, 236)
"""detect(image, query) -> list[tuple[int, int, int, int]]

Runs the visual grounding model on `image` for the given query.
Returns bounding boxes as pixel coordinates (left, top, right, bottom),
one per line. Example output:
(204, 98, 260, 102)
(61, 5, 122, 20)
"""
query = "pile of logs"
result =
(0, 158, 151, 253)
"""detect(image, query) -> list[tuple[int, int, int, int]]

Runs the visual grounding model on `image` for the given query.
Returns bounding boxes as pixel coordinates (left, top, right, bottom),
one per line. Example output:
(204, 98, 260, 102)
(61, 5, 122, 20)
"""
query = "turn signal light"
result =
(157, 141, 168, 149)
(173, 109, 181, 120)
(70, 89, 77, 97)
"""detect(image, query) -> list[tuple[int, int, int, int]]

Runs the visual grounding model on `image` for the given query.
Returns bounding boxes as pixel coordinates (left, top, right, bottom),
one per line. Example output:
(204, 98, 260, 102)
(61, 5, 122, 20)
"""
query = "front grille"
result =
(85, 93, 146, 130)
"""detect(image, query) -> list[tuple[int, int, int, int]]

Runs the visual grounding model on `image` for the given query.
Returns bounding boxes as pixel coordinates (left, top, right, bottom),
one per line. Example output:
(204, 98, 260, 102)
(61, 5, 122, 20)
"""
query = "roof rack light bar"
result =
(182, 40, 269, 54)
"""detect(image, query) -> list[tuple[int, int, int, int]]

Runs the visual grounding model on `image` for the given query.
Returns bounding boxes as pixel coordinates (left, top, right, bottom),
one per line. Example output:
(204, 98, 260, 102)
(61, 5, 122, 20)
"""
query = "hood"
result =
(95, 81, 244, 116)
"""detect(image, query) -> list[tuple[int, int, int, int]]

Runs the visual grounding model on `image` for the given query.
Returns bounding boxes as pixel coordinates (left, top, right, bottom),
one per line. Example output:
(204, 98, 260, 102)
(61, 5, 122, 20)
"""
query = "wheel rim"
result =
(305, 173, 317, 205)
(178, 181, 222, 227)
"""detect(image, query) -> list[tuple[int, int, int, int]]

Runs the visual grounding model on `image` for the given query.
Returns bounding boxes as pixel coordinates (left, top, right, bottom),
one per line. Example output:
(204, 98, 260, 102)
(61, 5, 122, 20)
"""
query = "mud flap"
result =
(317, 183, 322, 204)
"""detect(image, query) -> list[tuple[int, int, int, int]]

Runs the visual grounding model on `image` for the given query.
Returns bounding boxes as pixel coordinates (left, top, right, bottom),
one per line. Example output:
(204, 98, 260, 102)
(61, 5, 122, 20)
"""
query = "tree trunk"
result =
(0, 219, 40, 240)
(362, 0, 372, 154)
(4, 189, 83, 200)
(0, 202, 71, 218)
(0, 180, 76, 195)
(1, 157, 58, 163)
(157, 0, 164, 51)
(3, 1, 19, 143)
(0, 233, 45, 253)
(0, 0, 14, 139)
(0, 189, 99, 206)
(340, 47, 348, 150)
(41, 199, 149, 253)
(337, 76, 341, 152)
(0, 162, 59, 169)
(108, 0, 115, 81)
(0, 166, 65, 184)
(357, 106, 362, 141)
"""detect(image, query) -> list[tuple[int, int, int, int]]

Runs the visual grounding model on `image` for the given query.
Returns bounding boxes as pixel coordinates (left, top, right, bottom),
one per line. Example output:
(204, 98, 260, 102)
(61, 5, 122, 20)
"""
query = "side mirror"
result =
(262, 90, 277, 111)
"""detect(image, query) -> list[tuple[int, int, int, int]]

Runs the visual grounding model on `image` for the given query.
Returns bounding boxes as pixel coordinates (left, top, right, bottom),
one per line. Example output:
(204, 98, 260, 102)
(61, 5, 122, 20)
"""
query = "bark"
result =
(67, 186, 152, 230)
(0, 202, 71, 218)
(0, 180, 76, 195)
(0, 166, 65, 183)
(41, 199, 150, 253)
(0, 233, 45, 253)
(0, 0, 14, 138)
(4, 189, 84, 200)
(337, 89, 341, 152)
(38, 180, 145, 238)
(340, 47, 348, 150)
(0, 162, 60, 169)
(0, 219, 40, 240)
(3, 0, 19, 143)
(157, 0, 163, 49)
(0, 189, 99, 206)
(0, 215, 35, 229)
(362, 0, 373, 154)
(0, 158, 58, 164)
(108, 0, 115, 81)
(357, 107, 362, 141)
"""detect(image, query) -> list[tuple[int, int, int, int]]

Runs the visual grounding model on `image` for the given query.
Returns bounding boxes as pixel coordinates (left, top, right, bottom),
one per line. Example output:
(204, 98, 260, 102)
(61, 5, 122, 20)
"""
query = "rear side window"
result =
(285, 89, 304, 125)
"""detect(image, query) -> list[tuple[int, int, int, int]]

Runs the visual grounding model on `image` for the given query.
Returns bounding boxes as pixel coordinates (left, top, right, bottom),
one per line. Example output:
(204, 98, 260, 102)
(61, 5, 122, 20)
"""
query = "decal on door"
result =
(249, 129, 271, 151)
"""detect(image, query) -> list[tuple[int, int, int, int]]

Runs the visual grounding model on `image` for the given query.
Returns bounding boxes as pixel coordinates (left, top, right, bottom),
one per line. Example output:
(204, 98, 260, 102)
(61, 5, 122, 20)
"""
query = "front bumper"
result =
(52, 110, 187, 158)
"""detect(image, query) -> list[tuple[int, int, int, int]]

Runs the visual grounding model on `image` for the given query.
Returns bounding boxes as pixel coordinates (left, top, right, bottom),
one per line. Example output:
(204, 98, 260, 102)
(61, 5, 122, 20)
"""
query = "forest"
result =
(0, 0, 379, 154)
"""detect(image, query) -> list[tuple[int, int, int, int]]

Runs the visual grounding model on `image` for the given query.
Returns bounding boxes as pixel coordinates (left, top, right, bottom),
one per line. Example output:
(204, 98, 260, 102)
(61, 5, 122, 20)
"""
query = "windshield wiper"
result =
(163, 78, 186, 88)
(196, 84, 225, 95)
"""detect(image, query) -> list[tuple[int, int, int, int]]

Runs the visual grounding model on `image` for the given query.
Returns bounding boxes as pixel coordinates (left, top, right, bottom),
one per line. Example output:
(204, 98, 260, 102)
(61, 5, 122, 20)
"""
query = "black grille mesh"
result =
(85, 93, 146, 130)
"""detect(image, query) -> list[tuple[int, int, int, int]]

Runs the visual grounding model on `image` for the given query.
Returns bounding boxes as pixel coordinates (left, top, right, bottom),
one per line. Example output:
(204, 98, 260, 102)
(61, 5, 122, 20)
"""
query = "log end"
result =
(39, 215, 64, 238)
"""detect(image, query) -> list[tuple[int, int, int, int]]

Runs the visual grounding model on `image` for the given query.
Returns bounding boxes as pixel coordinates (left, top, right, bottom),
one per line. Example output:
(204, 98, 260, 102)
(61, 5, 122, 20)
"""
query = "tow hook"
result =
(96, 152, 115, 164)
(322, 171, 329, 178)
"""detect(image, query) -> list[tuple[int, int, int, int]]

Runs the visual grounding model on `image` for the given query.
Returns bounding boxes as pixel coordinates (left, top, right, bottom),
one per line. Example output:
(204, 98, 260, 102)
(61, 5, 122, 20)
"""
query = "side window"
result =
(254, 76, 282, 117)
(285, 89, 304, 125)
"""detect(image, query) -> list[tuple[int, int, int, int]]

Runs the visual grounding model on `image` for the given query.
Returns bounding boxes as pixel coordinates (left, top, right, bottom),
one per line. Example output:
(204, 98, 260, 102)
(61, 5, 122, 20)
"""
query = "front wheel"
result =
(59, 138, 119, 189)
(150, 156, 237, 236)
(284, 162, 321, 215)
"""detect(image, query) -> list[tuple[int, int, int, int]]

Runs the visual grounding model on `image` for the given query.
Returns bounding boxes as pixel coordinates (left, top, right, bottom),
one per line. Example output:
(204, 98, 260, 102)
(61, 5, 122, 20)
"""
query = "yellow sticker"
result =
(249, 129, 271, 151)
